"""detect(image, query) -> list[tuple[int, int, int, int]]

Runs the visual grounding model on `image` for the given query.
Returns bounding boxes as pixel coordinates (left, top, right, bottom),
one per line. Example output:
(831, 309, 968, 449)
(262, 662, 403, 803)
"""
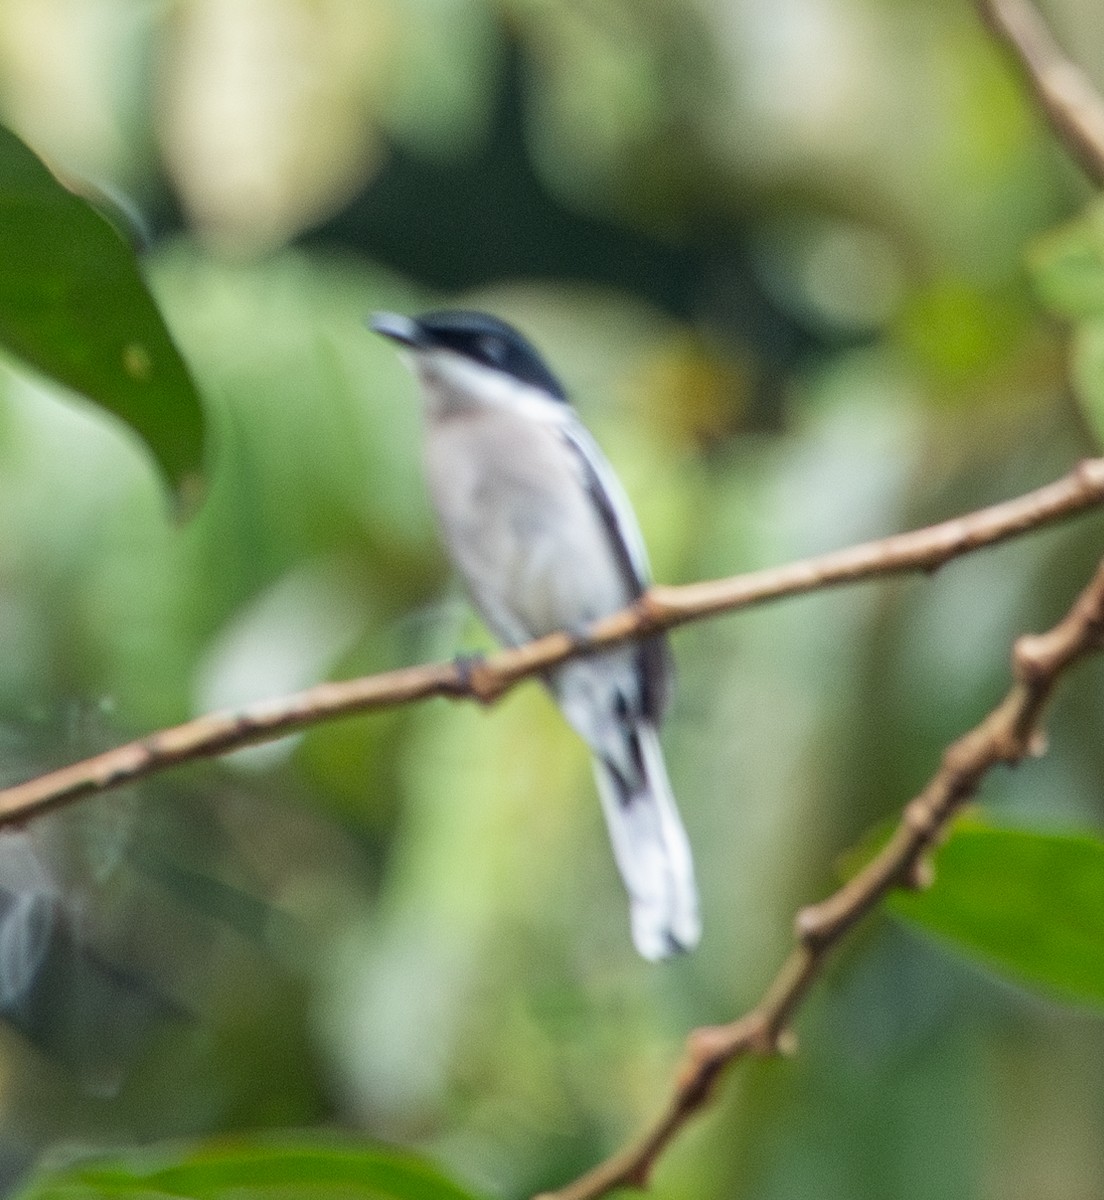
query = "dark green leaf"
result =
(889, 821, 1104, 1008)
(0, 124, 205, 503)
(14, 1136, 484, 1200)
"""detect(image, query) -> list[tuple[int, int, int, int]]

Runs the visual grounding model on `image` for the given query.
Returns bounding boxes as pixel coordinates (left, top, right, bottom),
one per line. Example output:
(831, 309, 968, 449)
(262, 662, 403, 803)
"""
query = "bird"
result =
(371, 309, 699, 960)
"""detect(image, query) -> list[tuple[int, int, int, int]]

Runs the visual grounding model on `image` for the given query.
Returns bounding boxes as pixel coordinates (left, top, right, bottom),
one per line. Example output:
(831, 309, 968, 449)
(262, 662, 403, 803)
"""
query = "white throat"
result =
(409, 348, 567, 423)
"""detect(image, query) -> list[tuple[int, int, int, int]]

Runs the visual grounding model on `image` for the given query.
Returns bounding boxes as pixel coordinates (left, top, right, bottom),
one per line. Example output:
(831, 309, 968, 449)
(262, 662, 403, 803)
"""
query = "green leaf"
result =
(1029, 203, 1104, 320)
(889, 821, 1104, 1009)
(14, 1136, 485, 1200)
(1028, 200, 1104, 447)
(0, 124, 205, 504)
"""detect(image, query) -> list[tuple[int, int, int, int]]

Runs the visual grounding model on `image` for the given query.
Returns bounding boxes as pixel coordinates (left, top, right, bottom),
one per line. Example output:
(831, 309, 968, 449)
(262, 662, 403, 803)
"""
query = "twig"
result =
(534, 551, 1104, 1200)
(1, 458, 1104, 829)
(977, 0, 1104, 184)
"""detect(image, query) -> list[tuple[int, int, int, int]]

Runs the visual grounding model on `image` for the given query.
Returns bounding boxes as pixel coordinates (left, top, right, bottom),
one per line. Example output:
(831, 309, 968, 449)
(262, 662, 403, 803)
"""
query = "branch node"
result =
(1027, 727, 1050, 758)
(452, 654, 504, 705)
(902, 797, 938, 841)
(1074, 456, 1104, 493)
(988, 717, 1033, 766)
(677, 1015, 770, 1104)
(681, 1024, 737, 1082)
(901, 854, 935, 891)
(774, 1027, 800, 1057)
(635, 588, 669, 630)
(794, 902, 830, 947)
(1014, 632, 1051, 684)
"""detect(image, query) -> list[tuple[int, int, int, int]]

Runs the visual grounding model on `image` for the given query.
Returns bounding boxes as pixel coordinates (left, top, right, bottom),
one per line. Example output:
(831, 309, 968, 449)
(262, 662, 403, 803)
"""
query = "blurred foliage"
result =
(1032, 197, 1104, 446)
(12, 1137, 483, 1200)
(0, 1, 1103, 1199)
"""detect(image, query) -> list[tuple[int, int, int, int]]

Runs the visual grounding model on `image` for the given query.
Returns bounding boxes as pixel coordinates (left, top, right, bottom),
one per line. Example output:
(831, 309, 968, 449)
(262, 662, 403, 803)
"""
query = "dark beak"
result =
(368, 312, 424, 347)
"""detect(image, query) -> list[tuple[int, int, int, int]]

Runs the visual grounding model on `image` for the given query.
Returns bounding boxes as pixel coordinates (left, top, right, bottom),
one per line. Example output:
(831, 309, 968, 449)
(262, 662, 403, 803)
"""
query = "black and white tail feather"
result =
(370, 308, 701, 959)
(592, 722, 699, 959)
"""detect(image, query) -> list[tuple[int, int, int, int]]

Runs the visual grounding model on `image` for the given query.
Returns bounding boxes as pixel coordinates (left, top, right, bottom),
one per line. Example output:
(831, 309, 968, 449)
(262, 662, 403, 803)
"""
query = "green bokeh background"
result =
(2, 0, 1104, 1197)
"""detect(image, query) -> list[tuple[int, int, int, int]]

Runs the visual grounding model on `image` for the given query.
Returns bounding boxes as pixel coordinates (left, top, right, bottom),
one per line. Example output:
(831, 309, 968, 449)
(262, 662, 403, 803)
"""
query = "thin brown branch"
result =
(534, 551, 1104, 1200)
(977, 0, 1104, 184)
(2, 458, 1104, 829)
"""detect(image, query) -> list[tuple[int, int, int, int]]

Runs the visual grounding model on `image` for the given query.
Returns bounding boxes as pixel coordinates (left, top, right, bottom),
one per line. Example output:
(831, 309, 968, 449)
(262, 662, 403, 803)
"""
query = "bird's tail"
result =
(592, 724, 700, 960)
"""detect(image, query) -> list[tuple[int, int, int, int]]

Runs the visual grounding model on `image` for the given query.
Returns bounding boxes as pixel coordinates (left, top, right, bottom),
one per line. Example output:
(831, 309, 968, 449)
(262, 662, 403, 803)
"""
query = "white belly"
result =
(424, 408, 632, 644)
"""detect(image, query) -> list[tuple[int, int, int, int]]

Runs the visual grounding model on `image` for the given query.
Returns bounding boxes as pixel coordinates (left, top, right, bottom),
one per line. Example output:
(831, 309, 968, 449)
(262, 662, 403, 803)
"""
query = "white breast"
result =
(423, 406, 632, 645)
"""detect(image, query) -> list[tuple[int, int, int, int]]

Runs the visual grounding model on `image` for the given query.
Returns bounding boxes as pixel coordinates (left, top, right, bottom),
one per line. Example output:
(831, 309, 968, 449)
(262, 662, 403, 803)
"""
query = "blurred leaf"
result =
(1030, 202, 1104, 321)
(14, 1137, 484, 1200)
(887, 821, 1104, 1009)
(1029, 201, 1104, 448)
(0, 124, 205, 504)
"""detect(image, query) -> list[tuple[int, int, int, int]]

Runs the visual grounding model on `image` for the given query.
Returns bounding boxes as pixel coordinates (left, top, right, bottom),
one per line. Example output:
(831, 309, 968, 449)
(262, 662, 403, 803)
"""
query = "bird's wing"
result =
(559, 420, 673, 721)
(559, 421, 651, 595)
